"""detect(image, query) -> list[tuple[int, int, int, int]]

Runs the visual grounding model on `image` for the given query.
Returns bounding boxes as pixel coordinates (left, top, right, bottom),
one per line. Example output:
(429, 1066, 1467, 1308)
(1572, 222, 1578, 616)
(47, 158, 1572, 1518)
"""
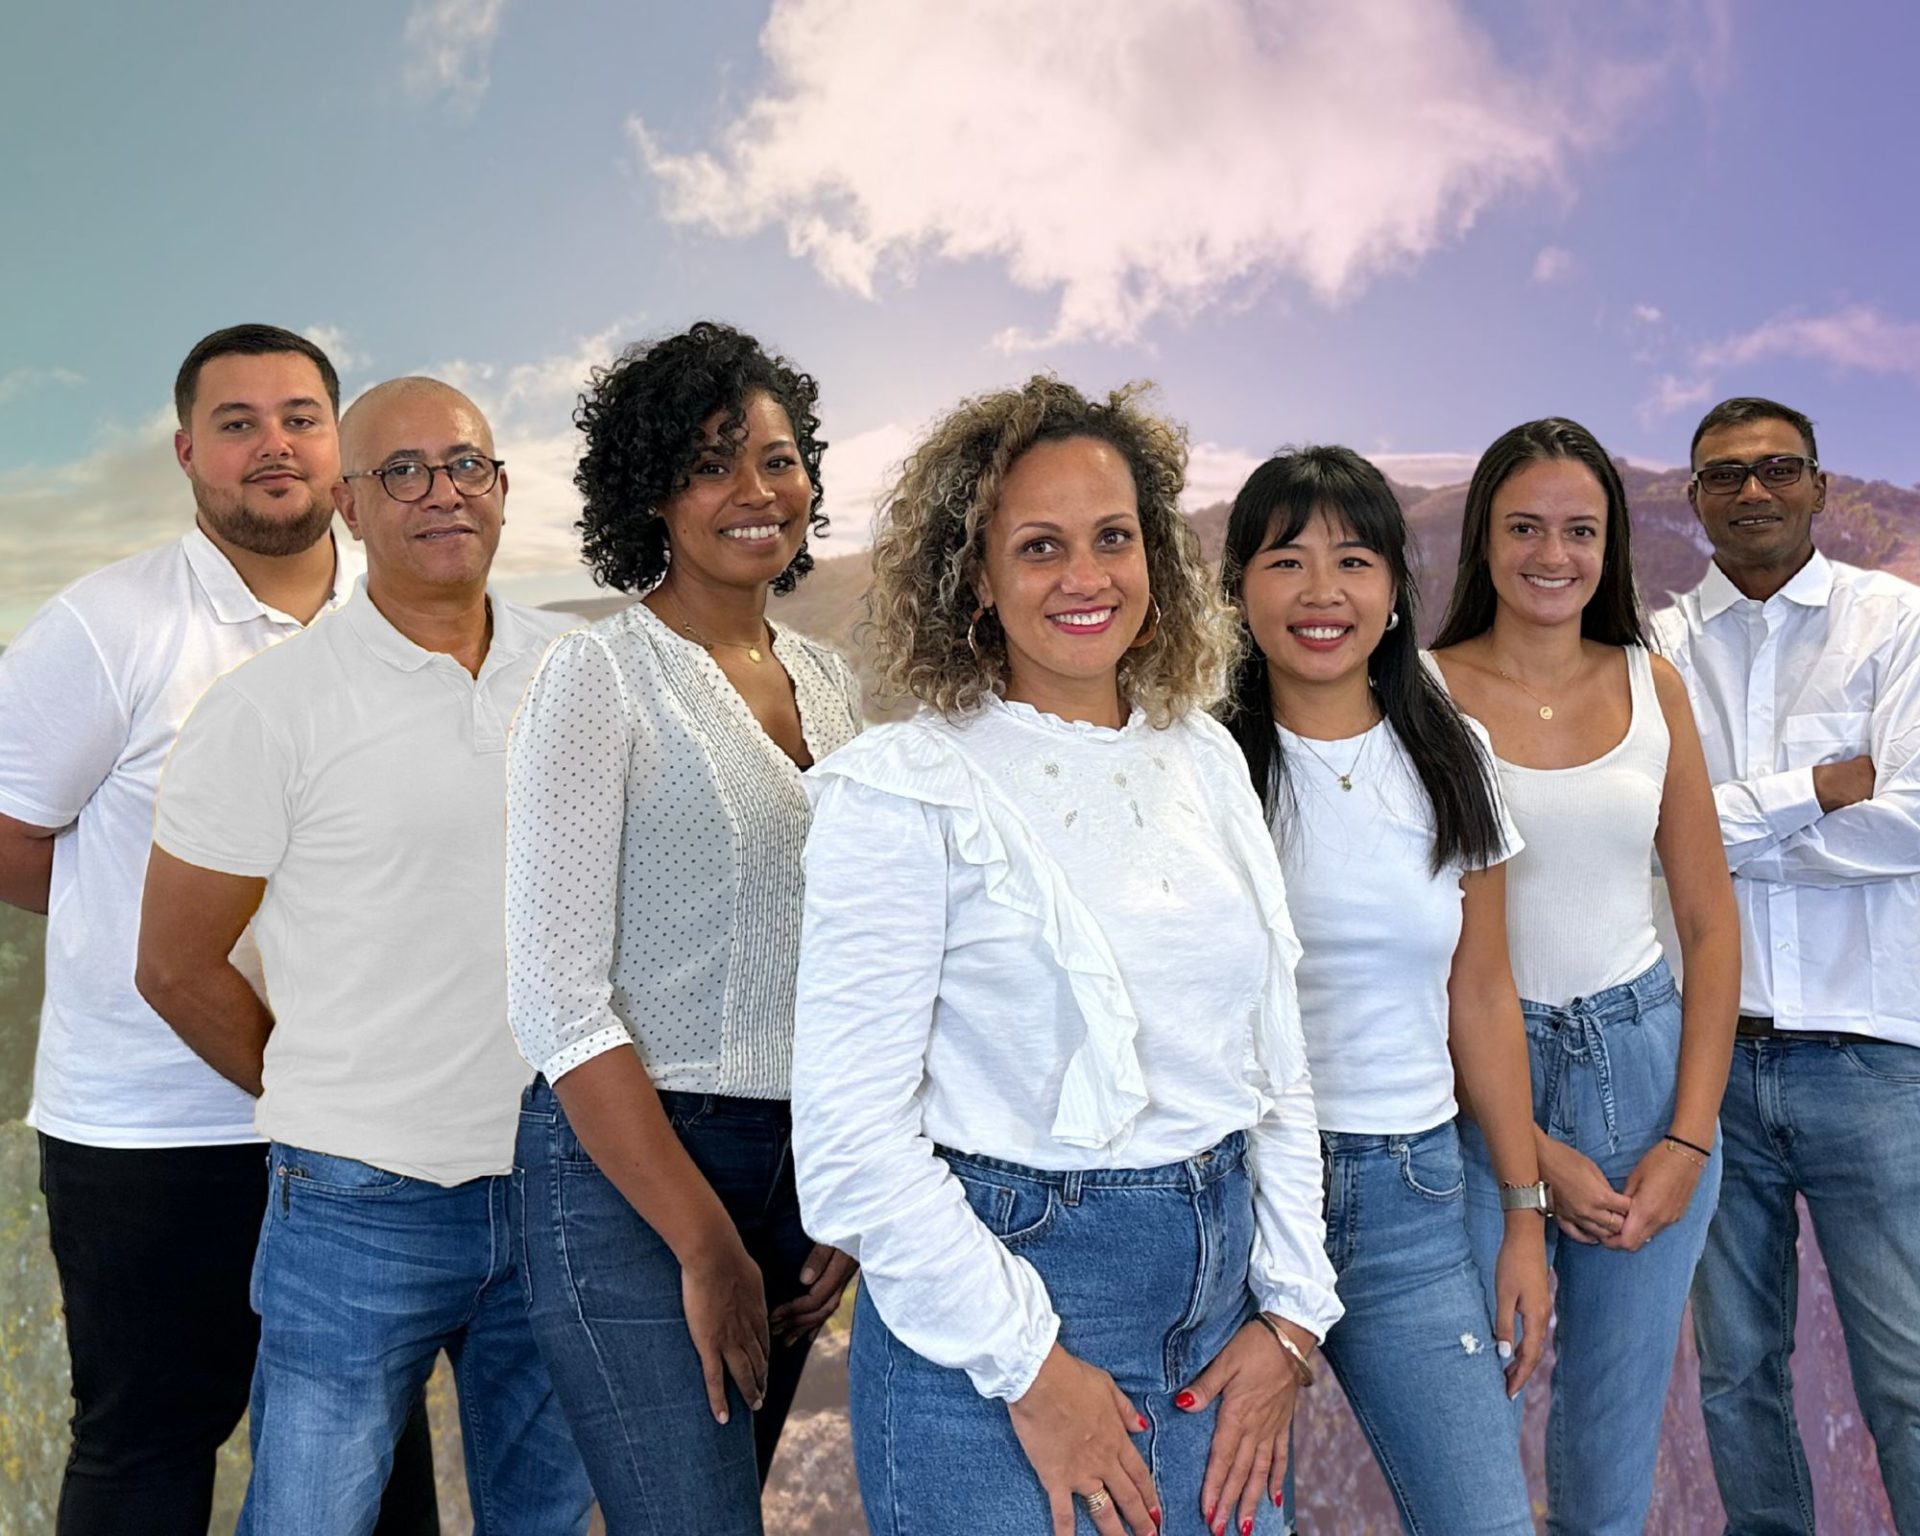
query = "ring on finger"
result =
(1081, 1487, 1112, 1516)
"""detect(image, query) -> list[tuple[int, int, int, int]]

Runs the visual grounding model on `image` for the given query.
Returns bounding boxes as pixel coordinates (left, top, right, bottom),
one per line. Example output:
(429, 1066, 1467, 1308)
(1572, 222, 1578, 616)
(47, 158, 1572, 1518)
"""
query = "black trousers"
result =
(38, 1133, 440, 1535)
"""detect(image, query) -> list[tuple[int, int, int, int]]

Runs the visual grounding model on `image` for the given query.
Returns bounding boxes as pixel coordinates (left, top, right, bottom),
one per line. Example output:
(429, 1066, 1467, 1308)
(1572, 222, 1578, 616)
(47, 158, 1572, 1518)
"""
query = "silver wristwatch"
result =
(1498, 1180, 1550, 1214)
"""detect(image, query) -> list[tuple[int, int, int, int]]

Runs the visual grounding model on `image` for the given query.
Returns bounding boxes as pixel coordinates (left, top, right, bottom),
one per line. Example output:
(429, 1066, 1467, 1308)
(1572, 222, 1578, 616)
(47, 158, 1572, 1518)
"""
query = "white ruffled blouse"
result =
(791, 697, 1341, 1401)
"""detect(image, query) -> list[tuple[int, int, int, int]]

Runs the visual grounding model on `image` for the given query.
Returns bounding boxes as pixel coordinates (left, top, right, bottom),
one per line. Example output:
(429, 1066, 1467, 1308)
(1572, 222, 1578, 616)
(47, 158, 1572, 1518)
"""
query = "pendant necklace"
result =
(1494, 665, 1557, 721)
(1292, 722, 1373, 792)
(663, 590, 769, 664)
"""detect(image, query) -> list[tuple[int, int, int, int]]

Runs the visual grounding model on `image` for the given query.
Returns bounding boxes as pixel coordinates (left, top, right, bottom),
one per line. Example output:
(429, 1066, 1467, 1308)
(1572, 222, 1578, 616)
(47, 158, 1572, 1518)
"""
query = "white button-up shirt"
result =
(0, 529, 356, 1147)
(1654, 552, 1920, 1044)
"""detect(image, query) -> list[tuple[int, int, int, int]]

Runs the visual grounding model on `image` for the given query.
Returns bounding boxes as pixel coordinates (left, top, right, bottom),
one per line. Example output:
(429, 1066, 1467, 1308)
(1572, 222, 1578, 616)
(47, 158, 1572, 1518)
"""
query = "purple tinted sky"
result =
(2, 0, 1916, 634)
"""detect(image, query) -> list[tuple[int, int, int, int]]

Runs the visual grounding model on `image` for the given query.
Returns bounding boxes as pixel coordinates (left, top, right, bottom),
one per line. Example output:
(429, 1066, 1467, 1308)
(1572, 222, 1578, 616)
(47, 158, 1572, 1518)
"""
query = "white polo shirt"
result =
(153, 582, 574, 1184)
(0, 528, 356, 1148)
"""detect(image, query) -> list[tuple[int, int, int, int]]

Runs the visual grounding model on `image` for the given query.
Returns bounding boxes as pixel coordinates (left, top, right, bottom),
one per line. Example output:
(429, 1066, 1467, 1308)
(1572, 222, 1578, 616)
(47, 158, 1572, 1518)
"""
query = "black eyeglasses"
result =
(344, 455, 504, 502)
(1690, 455, 1817, 497)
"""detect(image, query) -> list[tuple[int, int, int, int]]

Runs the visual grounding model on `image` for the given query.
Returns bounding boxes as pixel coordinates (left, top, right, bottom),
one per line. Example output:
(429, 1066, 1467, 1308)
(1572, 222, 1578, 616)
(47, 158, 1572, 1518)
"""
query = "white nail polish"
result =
(1496, 1340, 1513, 1362)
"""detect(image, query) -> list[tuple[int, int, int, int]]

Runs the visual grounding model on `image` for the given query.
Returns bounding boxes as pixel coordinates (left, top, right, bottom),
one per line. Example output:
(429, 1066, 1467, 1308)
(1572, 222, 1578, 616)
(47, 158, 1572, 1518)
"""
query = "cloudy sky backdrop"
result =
(4, 0, 1917, 636)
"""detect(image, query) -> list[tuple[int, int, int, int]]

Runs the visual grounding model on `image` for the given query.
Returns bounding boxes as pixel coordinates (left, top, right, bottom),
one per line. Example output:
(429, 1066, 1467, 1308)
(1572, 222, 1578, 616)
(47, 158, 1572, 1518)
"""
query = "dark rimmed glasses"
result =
(344, 454, 505, 502)
(1690, 454, 1817, 497)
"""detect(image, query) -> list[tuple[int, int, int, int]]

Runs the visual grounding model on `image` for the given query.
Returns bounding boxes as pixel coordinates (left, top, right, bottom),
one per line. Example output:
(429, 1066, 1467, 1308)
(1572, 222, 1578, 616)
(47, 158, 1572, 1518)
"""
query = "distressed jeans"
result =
(1691, 1035, 1920, 1535)
(1316, 1125, 1533, 1535)
(1460, 957, 1722, 1536)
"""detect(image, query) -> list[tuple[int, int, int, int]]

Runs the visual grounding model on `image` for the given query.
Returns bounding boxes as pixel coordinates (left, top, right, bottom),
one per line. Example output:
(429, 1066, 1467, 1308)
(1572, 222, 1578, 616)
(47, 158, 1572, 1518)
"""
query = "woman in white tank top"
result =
(1431, 417, 1739, 1536)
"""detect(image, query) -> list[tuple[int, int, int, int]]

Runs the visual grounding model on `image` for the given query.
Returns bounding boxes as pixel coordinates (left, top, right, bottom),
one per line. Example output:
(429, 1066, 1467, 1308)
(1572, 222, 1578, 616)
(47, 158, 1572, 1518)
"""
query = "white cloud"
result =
(1532, 246, 1576, 285)
(1637, 372, 1714, 427)
(1694, 304, 1920, 381)
(403, 0, 508, 114)
(1633, 303, 1664, 325)
(0, 366, 85, 405)
(632, 0, 1663, 348)
(302, 324, 367, 379)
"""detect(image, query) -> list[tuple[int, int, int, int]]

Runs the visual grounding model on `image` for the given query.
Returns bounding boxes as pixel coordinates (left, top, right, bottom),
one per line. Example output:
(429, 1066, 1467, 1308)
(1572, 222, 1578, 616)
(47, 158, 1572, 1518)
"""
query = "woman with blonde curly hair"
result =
(791, 377, 1340, 1536)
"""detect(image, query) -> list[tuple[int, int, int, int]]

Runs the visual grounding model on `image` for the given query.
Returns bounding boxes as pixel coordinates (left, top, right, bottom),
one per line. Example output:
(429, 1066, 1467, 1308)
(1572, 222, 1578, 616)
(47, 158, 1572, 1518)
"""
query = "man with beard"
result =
(0, 326, 437, 1535)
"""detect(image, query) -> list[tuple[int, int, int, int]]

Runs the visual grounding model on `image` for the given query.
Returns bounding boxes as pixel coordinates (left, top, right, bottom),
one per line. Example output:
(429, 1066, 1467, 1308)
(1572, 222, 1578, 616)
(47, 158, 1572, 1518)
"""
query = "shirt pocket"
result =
(1782, 710, 1871, 770)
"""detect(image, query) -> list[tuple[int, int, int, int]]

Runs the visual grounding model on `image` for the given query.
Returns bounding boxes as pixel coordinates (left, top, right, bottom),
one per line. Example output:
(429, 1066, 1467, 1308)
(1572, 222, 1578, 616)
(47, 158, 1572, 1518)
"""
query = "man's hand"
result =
(1813, 754, 1875, 813)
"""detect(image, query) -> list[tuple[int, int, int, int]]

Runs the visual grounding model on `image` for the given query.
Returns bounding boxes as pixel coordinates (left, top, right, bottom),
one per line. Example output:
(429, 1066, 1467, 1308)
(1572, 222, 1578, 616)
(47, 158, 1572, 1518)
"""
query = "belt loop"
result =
(1062, 1170, 1083, 1206)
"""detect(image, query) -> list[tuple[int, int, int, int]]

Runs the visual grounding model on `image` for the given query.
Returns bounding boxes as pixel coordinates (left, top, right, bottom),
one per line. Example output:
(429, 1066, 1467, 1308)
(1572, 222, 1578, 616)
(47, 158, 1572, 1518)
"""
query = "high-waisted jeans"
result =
(513, 1077, 817, 1536)
(849, 1131, 1287, 1536)
(1315, 1123, 1533, 1535)
(1459, 956, 1722, 1536)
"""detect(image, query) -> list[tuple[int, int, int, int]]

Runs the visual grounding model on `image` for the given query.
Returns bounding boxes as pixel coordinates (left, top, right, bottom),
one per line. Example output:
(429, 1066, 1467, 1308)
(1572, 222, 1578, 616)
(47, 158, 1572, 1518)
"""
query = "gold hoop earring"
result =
(968, 606, 995, 662)
(1128, 595, 1162, 651)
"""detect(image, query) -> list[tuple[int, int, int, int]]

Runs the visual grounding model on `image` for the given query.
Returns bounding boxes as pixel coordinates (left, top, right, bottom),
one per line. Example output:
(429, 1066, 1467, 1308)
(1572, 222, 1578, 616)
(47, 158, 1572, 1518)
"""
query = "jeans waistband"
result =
(935, 1131, 1247, 1194)
(1522, 956, 1676, 1156)
(522, 1075, 790, 1125)
(1320, 1123, 1454, 1156)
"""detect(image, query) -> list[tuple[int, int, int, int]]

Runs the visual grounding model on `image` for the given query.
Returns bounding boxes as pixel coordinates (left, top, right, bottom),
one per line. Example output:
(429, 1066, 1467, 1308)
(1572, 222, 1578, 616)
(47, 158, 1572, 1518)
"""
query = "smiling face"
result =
(656, 391, 812, 595)
(1242, 507, 1395, 706)
(1688, 415, 1824, 589)
(973, 435, 1150, 718)
(335, 382, 505, 599)
(1486, 457, 1607, 629)
(175, 351, 340, 557)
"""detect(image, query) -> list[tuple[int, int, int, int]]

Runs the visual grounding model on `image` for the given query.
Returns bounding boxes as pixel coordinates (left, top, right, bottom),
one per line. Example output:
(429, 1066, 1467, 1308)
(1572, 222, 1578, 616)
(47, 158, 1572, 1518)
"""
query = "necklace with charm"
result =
(663, 589, 769, 664)
(1494, 665, 1558, 721)
(1292, 723, 1373, 792)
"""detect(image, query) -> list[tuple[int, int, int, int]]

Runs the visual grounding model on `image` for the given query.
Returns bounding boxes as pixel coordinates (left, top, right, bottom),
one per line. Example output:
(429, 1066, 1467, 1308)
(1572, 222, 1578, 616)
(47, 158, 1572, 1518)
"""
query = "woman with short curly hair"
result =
(506, 322, 864, 1533)
(792, 376, 1340, 1536)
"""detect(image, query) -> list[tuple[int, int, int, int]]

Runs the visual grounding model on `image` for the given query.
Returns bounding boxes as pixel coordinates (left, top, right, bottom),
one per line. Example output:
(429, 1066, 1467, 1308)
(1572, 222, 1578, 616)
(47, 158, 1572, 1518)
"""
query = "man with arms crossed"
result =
(1657, 395, 1920, 1533)
(0, 325, 435, 1534)
(138, 376, 589, 1534)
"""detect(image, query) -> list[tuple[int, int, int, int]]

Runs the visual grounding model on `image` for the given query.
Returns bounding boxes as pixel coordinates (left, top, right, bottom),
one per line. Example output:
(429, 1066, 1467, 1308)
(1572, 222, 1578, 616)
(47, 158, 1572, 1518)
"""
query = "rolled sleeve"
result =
(792, 776, 1060, 1401)
(505, 631, 640, 1082)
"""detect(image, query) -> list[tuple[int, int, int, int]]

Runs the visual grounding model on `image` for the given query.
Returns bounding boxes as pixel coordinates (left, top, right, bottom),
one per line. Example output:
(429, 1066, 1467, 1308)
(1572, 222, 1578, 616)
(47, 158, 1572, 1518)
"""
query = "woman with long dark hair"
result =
(505, 322, 863, 1534)
(1430, 418, 1739, 1535)
(1220, 446, 1546, 1534)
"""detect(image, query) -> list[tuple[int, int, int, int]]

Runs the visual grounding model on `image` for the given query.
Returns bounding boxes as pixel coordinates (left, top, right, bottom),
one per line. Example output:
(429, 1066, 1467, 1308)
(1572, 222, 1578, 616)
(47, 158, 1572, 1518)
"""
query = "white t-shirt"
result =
(153, 582, 573, 1185)
(1273, 717, 1520, 1135)
(0, 528, 356, 1148)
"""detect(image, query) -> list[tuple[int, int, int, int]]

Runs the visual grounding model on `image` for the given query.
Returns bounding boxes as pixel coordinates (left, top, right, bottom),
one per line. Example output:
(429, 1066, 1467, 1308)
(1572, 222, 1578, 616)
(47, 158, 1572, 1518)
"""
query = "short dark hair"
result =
(174, 324, 341, 427)
(574, 321, 827, 596)
(1432, 416, 1648, 650)
(1219, 445, 1506, 873)
(1689, 396, 1819, 465)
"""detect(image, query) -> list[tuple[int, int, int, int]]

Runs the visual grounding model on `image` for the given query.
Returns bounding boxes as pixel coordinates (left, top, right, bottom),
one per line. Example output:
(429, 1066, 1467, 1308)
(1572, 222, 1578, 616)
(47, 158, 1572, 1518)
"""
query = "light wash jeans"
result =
(1317, 1125, 1533, 1535)
(1691, 1034, 1920, 1535)
(240, 1145, 590, 1536)
(1459, 957, 1722, 1536)
(850, 1132, 1288, 1536)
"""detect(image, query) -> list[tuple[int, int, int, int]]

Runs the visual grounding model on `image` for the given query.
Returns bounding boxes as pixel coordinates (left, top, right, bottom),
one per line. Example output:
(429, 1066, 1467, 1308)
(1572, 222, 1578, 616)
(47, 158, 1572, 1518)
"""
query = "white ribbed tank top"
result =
(1494, 645, 1668, 1005)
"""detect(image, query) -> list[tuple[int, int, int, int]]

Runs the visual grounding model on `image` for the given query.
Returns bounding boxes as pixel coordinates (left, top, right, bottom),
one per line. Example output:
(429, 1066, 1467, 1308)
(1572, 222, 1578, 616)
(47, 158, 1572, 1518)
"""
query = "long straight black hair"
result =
(1431, 417, 1649, 649)
(1220, 446, 1506, 874)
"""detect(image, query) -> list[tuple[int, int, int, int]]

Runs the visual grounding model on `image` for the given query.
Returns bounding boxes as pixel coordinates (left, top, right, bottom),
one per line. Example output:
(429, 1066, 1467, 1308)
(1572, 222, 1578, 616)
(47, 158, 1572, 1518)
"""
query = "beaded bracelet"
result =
(1661, 1137, 1708, 1170)
(1254, 1314, 1316, 1389)
(1664, 1131, 1712, 1160)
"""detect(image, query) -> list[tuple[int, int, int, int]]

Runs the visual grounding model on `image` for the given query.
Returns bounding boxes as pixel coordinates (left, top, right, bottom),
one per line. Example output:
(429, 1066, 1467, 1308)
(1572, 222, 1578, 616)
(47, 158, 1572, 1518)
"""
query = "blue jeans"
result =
(850, 1133, 1288, 1536)
(1460, 957, 1722, 1536)
(240, 1145, 589, 1536)
(1317, 1125, 1533, 1536)
(514, 1079, 817, 1535)
(1691, 1035, 1920, 1534)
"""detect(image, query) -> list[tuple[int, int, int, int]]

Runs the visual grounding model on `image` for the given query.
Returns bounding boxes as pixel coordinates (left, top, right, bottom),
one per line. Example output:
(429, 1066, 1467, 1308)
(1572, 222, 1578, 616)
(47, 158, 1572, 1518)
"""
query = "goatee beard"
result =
(194, 482, 335, 558)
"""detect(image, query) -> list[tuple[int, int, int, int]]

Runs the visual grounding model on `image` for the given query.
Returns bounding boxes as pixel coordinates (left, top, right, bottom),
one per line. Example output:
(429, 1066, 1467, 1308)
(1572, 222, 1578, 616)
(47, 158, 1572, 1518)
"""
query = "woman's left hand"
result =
(1492, 1219, 1550, 1398)
(1177, 1318, 1306, 1536)
(1605, 1144, 1701, 1252)
(770, 1243, 859, 1345)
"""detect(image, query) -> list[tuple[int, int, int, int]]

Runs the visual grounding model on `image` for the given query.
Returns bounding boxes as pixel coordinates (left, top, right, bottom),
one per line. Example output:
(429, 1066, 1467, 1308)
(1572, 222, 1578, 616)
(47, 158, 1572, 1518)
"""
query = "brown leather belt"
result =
(1736, 1013, 1906, 1048)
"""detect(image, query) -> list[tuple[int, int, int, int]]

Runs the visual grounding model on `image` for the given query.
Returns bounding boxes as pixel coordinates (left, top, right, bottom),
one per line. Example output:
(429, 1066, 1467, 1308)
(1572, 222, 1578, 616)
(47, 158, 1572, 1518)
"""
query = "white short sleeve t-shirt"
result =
(154, 583, 573, 1184)
(0, 529, 356, 1148)
(1272, 717, 1520, 1135)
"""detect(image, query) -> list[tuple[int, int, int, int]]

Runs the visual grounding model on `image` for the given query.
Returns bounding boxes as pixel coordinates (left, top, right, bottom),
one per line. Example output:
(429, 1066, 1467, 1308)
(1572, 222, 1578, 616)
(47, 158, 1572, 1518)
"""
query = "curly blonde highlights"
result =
(865, 376, 1241, 724)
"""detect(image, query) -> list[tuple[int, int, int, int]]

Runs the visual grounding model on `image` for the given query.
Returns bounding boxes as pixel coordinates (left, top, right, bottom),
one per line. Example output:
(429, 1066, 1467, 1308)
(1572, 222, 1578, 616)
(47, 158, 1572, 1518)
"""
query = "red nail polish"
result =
(1175, 1390, 1197, 1409)
(1273, 1489, 1285, 1506)
(1241, 1519, 1253, 1536)
(1205, 1501, 1216, 1524)
(1149, 1509, 1161, 1527)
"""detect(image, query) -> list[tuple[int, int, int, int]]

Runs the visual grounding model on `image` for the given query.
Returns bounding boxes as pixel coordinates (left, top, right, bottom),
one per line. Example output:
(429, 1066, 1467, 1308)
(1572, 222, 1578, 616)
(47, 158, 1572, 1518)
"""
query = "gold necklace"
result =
(1291, 723, 1373, 792)
(663, 590, 769, 664)
(1492, 664, 1561, 722)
